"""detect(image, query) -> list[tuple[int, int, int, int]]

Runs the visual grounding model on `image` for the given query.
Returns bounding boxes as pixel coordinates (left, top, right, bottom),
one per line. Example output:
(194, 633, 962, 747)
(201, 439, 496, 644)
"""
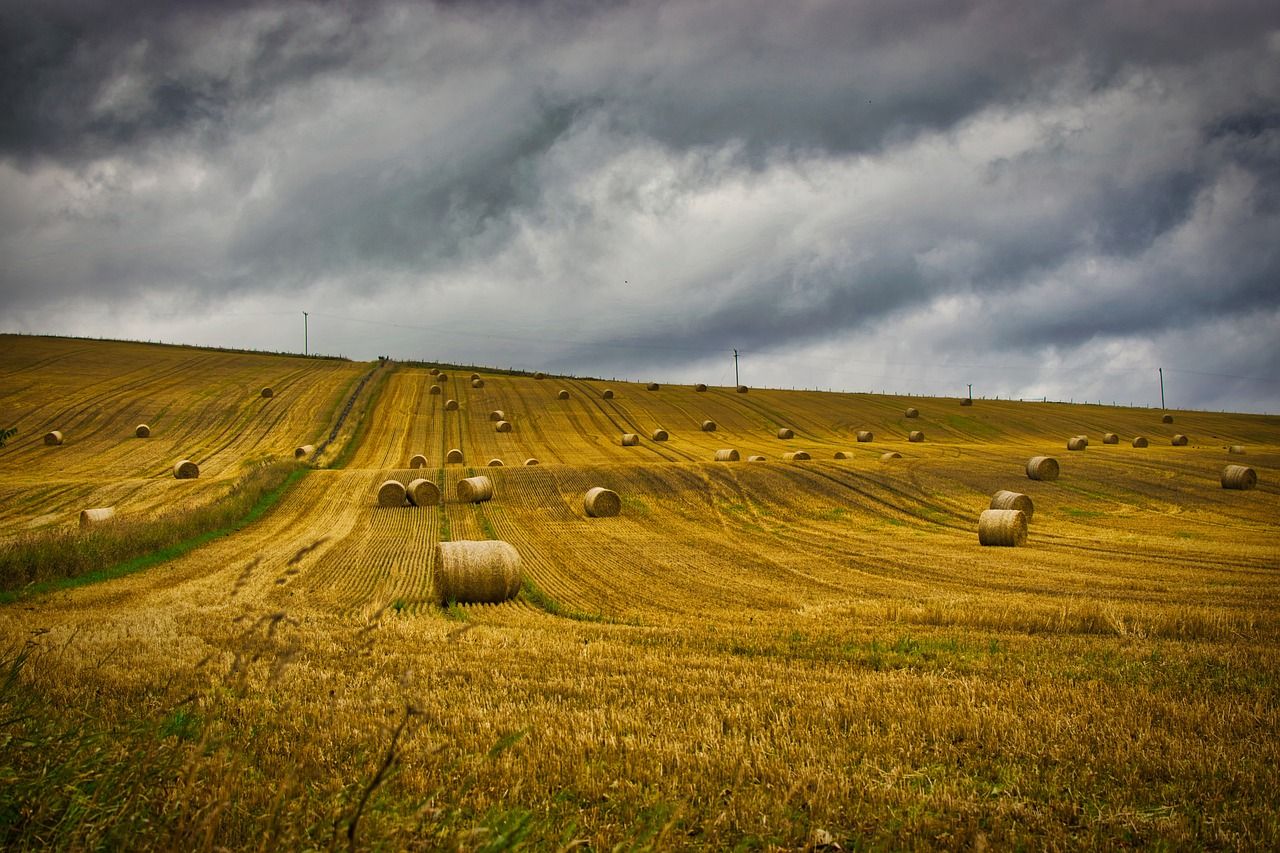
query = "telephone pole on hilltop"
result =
(1159, 367, 1165, 409)
(303, 312, 309, 356)
(733, 349, 739, 386)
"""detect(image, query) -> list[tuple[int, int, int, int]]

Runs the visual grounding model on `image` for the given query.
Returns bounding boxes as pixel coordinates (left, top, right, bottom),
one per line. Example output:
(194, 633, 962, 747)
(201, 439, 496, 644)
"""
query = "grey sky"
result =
(2, 0, 1278, 411)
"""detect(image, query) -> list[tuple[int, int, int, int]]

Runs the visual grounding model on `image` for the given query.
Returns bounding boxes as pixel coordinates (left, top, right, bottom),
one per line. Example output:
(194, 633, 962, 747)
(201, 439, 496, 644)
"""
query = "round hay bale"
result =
(1132, 436, 1149, 448)
(445, 399, 459, 411)
(446, 448, 464, 464)
(471, 378, 484, 388)
(488, 410, 505, 421)
(777, 428, 794, 439)
(856, 430, 873, 442)
(908, 431, 925, 443)
(1221, 464, 1257, 490)
(534, 372, 545, 380)
(695, 383, 708, 392)
(1171, 434, 1189, 446)
(621, 433, 639, 446)
(429, 368, 439, 376)
(880, 451, 902, 461)
(406, 478, 441, 506)
(524, 458, 540, 466)
(1103, 433, 1119, 444)
(990, 490, 1034, 521)
(647, 382, 660, 391)
(584, 486, 621, 517)
(409, 454, 428, 468)
(602, 389, 615, 399)
(470, 373, 480, 381)
(557, 389, 569, 400)
(173, 459, 199, 479)
(651, 428, 669, 441)
(294, 444, 315, 459)
(376, 479, 406, 506)
(437, 373, 449, 381)
(429, 384, 442, 395)
(261, 387, 273, 399)
(487, 458, 504, 467)
(782, 450, 811, 461)
(905, 407, 919, 418)
(1161, 413, 1173, 424)
(135, 424, 151, 438)
(434, 540, 522, 605)
(494, 420, 512, 433)
(1228, 445, 1245, 455)
(978, 509, 1027, 547)
(960, 398, 973, 406)
(1067, 436, 1087, 451)
(1026, 456, 1059, 481)
(79, 507, 116, 528)
(714, 449, 740, 462)
(736, 385, 749, 394)
(44, 430, 64, 446)
(457, 475, 494, 503)
(748, 455, 767, 462)
(701, 420, 717, 432)
(833, 451, 850, 459)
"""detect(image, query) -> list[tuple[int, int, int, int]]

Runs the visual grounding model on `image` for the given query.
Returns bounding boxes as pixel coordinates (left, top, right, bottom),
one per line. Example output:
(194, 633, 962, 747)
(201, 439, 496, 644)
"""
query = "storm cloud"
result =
(2, 0, 1278, 410)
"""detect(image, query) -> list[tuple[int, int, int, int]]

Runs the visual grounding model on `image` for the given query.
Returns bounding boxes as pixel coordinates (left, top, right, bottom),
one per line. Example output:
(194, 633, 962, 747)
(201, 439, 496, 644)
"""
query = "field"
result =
(2, 336, 1278, 849)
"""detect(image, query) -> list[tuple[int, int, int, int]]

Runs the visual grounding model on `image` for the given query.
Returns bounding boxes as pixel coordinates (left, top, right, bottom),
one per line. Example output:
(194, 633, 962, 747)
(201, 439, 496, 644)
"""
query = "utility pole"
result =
(733, 349, 739, 386)
(1159, 367, 1165, 409)
(967, 383, 972, 402)
(303, 312, 309, 356)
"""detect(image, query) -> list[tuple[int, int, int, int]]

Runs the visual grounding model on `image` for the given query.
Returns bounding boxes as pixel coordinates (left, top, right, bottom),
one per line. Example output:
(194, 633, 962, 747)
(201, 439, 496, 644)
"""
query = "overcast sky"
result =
(2, 1, 1279, 411)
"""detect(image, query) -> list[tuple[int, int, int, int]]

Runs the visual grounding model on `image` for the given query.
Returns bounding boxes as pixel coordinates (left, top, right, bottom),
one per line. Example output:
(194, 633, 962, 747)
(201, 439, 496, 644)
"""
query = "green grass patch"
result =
(520, 578, 610, 623)
(0, 463, 307, 603)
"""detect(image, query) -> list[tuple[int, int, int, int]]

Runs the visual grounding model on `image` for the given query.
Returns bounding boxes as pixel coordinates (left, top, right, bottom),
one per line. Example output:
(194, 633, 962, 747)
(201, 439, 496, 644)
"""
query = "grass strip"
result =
(0, 466, 309, 605)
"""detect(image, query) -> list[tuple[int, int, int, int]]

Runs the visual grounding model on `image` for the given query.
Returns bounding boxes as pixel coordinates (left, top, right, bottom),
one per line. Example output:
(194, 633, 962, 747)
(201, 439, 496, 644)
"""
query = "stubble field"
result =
(1, 335, 1277, 850)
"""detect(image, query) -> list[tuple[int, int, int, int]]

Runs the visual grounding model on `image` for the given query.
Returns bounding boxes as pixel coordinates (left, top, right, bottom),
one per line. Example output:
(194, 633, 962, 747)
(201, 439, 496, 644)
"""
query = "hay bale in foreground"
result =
(1067, 436, 1087, 451)
(880, 452, 902, 461)
(908, 431, 925, 442)
(135, 424, 151, 438)
(621, 433, 639, 446)
(471, 378, 485, 388)
(429, 384, 442, 395)
(782, 450, 811, 461)
(406, 478, 441, 506)
(651, 428, 669, 441)
(584, 486, 621, 517)
(434, 540, 522, 605)
(737, 385, 749, 393)
(294, 444, 315, 459)
(715, 449, 740, 462)
(602, 389, 615, 399)
(409, 454, 428, 469)
(834, 451, 850, 459)
(990, 490, 1034, 521)
(1026, 456, 1059, 481)
(695, 384, 708, 392)
(978, 509, 1027, 546)
(446, 448, 464, 464)
(1103, 433, 1119, 444)
(557, 389, 570, 400)
(748, 455, 767, 462)
(495, 420, 512, 433)
(376, 480, 406, 507)
(44, 430, 63, 446)
(777, 428, 795, 439)
(445, 399, 459, 411)
(489, 410, 505, 421)
(457, 476, 494, 503)
(905, 407, 919, 418)
(173, 459, 199, 479)
(702, 420, 717, 432)
(856, 431, 873, 442)
(1171, 434, 1189, 446)
(1162, 413, 1173, 424)
(79, 507, 116, 527)
(524, 458, 539, 466)
(1132, 436, 1149, 448)
(1228, 445, 1245, 455)
(487, 459, 504, 467)
(261, 387, 273, 398)
(1221, 465, 1257, 490)
(647, 382, 660, 391)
